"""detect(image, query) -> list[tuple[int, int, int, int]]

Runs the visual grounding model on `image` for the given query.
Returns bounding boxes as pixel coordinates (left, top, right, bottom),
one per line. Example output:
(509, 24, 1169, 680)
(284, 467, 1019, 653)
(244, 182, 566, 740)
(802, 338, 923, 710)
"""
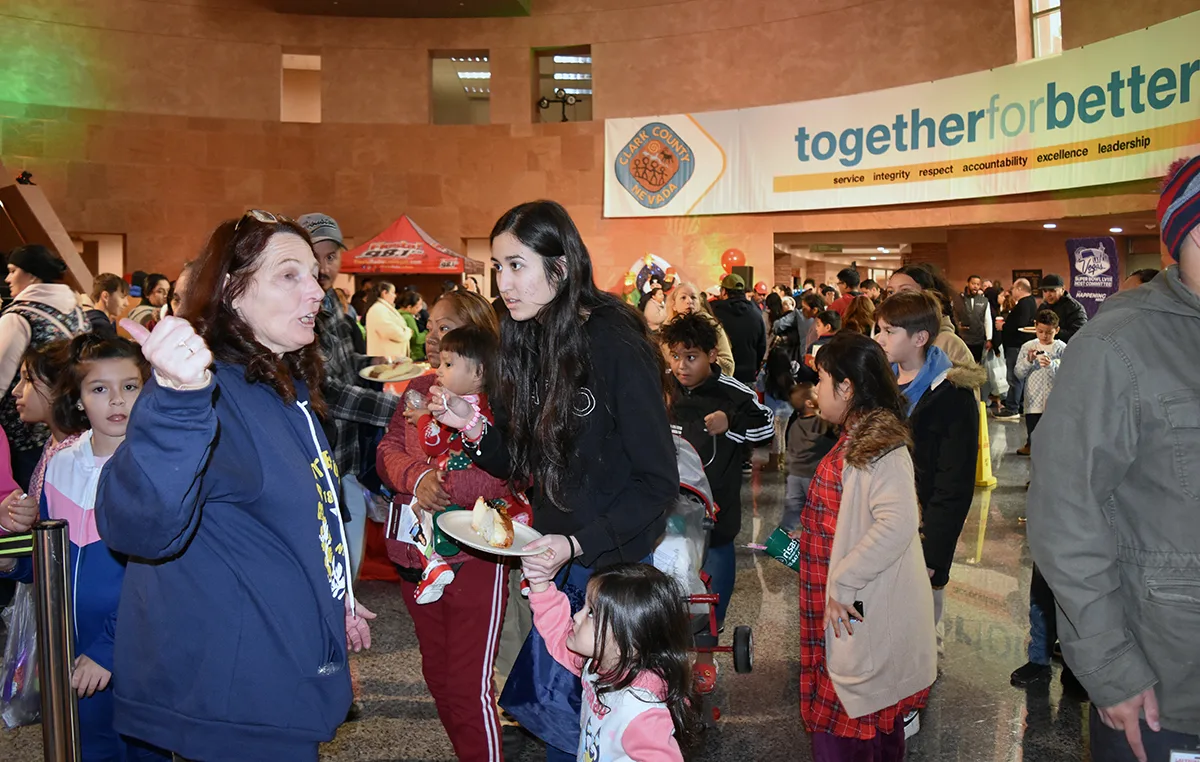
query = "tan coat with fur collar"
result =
(825, 409, 937, 719)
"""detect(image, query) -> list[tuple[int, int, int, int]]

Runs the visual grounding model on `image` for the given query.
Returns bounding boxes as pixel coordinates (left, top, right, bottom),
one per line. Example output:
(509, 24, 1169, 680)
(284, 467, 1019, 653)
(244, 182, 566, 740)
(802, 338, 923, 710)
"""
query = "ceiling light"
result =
(483, 56, 488, 62)
(562, 87, 592, 95)
(553, 55, 592, 64)
(1109, 227, 1123, 233)
(554, 72, 591, 80)
(1043, 223, 1057, 229)
(458, 71, 491, 79)
(877, 246, 887, 253)
(870, 256, 878, 261)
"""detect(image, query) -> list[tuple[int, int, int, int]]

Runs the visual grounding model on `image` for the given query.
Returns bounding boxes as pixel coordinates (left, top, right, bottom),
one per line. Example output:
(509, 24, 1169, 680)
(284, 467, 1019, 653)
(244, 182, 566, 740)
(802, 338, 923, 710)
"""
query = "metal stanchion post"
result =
(32, 519, 81, 762)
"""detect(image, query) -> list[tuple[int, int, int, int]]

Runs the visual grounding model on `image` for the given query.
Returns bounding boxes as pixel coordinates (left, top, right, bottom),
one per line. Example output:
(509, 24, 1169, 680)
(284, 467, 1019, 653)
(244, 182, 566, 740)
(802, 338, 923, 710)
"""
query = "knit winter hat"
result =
(8, 244, 67, 283)
(1158, 155, 1200, 261)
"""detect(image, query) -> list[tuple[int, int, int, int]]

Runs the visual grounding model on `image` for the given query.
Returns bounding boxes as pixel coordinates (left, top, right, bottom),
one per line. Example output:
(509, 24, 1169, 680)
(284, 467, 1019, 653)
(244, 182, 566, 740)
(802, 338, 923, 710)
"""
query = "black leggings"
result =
(1025, 412, 1042, 445)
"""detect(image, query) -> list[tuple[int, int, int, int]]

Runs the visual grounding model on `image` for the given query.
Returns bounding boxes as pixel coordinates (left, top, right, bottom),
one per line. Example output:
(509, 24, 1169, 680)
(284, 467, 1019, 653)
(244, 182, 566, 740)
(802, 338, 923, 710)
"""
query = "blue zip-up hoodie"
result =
(3, 431, 138, 761)
(95, 363, 354, 761)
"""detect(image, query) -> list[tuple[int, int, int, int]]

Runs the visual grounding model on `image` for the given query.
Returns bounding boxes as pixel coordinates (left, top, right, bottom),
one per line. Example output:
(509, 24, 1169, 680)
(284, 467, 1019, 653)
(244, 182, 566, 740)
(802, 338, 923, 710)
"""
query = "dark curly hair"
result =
(179, 214, 327, 417)
(490, 200, 662, 511)
(53, 334, 150, 436)
(659, 312, 719, 353)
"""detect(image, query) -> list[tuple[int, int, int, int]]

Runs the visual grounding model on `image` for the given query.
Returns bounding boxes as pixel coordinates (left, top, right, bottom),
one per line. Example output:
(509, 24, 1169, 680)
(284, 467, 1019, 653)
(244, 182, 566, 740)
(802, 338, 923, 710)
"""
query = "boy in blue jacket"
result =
(661, 312, 773, 626)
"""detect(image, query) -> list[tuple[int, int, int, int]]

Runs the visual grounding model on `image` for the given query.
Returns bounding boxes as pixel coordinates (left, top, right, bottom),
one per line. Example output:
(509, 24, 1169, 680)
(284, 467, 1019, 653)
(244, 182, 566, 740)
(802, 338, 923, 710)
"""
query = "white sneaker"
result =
(903, 710, 920, 739)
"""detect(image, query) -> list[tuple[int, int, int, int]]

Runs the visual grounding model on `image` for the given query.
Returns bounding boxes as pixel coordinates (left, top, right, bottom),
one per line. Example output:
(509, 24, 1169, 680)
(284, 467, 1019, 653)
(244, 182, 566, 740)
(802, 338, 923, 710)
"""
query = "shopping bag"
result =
(985, 349, 1009, 397)
(1, 583, 40, 728)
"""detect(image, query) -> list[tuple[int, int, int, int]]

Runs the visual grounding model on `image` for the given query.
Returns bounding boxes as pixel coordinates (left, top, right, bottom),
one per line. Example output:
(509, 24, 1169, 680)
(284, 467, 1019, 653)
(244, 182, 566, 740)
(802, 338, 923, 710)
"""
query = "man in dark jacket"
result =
(876, 290, 983, 655)
(1035, 273, 1087, 342)
(996, 278, 1038, 420)
(959, 275, 993, 362)
(662, 313, 772, 626)
(85, 273, 129, 339)
(711, 273, 767, 386)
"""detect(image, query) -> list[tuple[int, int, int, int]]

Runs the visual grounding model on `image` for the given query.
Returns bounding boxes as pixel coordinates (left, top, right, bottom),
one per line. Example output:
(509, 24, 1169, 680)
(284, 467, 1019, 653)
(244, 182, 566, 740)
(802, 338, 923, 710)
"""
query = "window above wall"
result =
(534, 46, 592, 123)
(1031, 0, 1062, 58)
(431, 51, 491, 125)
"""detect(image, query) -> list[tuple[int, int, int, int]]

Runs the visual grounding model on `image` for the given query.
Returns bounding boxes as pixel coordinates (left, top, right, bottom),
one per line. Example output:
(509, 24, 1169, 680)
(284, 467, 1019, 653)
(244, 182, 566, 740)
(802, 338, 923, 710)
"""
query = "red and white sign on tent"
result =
(341, 215, 483, 274)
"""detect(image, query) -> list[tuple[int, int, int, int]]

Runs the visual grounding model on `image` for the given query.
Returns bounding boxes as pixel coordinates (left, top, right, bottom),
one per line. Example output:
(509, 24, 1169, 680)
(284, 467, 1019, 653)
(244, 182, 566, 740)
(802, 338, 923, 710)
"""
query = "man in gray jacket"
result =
(1028, 154, 1200, 762)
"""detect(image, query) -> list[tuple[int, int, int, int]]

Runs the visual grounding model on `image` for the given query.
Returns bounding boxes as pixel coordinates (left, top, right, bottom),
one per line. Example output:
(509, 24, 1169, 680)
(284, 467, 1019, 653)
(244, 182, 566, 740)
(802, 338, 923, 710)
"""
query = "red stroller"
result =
(653, 436, 753, 724)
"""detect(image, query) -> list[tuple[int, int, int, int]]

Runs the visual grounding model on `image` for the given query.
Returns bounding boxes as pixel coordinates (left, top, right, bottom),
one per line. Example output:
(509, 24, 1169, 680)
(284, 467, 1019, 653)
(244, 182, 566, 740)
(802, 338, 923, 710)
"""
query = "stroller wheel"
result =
(733, 626, 754, 673)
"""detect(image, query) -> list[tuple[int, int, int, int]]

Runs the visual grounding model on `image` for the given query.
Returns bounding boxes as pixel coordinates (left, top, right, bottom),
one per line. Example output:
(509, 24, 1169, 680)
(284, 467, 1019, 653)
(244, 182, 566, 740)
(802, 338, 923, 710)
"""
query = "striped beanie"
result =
(1158, 155, 1200, 261)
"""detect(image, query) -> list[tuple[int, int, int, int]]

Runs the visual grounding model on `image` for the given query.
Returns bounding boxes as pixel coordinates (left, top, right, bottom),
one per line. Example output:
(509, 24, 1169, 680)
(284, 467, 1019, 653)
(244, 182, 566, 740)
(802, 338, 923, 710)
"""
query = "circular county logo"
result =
(614, 122, 696, 210)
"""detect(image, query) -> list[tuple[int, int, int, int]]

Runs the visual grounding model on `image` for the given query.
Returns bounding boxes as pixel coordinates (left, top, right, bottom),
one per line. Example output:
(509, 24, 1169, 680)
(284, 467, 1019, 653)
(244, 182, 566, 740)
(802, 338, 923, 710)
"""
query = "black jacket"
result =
(1001, 294, 1039, 350)
(909, 361, 986, 588)
(668, 370, 773, 546)
(466, 303, 677, 569)
(85, 308, 117, 339)
(1038, 293, 1088, 342)
(711, 295, 767, 385)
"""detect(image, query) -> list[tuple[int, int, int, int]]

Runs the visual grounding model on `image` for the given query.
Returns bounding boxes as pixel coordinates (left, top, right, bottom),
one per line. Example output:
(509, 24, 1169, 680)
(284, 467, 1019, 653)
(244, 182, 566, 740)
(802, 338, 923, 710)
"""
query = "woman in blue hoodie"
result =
(95, 211, 375, 762)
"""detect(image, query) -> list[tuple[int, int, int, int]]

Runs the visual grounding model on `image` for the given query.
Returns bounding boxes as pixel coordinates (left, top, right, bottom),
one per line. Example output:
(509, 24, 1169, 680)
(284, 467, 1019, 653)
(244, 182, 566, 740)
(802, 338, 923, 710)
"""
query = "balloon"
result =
(720, 248, 745, 274)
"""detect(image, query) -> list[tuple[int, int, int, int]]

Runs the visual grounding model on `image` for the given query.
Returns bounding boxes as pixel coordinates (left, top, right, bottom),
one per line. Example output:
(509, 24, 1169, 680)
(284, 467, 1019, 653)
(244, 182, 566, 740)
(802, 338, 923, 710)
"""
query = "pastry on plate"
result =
(471, 497, 514, 549)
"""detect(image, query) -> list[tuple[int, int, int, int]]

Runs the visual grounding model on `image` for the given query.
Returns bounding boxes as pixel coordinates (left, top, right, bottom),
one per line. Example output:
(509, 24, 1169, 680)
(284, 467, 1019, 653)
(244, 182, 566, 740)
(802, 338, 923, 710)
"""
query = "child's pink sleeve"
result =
(528, 584, 584, 676)
(622, 709, 683, 762)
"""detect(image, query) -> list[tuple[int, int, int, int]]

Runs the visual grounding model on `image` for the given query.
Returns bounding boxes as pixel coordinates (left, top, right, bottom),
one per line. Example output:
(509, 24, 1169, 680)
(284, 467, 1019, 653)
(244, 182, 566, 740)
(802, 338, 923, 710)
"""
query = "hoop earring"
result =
(75, 402, 84, 411)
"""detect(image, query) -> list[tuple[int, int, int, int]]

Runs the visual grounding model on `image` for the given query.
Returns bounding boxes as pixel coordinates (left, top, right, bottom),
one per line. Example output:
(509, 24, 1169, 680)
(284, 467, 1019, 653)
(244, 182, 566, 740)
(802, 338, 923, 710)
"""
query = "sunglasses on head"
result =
(234, 209, 293, 231)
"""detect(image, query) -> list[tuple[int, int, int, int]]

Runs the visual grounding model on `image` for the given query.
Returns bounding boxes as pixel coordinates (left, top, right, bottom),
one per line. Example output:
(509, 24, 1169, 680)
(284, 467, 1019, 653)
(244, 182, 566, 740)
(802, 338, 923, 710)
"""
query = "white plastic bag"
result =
(985, 349, 1009, 397)
(1, 582, 40, 728)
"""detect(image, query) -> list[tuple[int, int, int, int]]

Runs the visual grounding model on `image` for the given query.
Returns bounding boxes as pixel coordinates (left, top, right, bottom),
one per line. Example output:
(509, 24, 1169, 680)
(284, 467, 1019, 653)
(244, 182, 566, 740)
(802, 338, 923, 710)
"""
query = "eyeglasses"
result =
(234, 209, 292, 231)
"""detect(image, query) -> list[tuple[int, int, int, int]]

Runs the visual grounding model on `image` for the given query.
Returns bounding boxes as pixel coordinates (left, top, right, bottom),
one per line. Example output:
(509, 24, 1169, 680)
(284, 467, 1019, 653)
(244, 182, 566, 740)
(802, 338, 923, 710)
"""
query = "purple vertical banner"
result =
(1066, 237, 1121, 318)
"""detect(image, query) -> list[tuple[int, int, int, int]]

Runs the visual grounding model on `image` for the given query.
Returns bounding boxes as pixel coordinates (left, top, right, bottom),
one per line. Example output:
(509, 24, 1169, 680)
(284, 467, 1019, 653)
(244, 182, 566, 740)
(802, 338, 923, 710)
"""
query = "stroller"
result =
(653, 435, 753, 724)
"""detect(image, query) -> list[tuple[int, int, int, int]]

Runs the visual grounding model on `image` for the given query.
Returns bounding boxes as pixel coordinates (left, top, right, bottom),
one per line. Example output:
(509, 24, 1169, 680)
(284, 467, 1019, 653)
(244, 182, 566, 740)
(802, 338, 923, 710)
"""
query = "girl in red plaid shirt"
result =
(797, 332, 937, 761)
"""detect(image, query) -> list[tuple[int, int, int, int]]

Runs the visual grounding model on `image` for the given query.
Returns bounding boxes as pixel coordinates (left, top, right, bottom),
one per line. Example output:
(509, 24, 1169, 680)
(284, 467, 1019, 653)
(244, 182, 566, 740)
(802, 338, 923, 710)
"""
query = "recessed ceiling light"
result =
(1109, 227, 1123, 233)
(1043, 223, 1058, 229)
(877, 246, 887, 253)
(870, 256, 878, 261)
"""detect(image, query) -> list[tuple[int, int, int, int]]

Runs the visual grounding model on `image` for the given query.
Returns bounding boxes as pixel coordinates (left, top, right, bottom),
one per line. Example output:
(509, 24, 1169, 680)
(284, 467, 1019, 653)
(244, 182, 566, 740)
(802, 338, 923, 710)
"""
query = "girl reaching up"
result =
(521, 560, 701, 761)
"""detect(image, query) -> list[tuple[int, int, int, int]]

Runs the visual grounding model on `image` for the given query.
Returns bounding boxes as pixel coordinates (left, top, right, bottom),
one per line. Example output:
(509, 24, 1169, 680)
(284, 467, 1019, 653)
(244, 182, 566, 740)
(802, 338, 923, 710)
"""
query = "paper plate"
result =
(360, 362, 428, 382)
(436, 511, 545, 557)
(1018, 326, 1038, 334)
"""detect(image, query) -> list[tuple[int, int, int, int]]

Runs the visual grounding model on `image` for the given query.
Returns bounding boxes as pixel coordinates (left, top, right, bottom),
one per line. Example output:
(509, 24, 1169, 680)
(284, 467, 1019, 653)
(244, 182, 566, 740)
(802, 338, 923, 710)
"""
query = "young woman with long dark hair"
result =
(431, 200, 678, 759)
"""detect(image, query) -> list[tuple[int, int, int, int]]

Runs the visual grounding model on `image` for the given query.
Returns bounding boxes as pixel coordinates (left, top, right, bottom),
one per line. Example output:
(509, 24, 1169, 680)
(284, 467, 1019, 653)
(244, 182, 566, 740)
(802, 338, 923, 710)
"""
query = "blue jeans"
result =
(1004, 347, 1024, 412)
(702, 542, 736, 626)
(780, 474, 810, 532)
(1027, 565, 1057, 665)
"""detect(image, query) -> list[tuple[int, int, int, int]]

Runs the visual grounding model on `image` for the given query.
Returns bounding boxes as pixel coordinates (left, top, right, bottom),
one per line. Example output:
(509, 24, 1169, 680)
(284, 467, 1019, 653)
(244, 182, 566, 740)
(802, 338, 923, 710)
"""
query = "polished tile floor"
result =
(1, 419, 1096, 760)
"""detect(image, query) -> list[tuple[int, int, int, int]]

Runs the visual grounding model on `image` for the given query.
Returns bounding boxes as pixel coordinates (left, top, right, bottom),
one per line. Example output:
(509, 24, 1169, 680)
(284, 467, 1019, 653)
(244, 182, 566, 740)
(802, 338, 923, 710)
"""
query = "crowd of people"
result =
(0, 155, 1196, 762)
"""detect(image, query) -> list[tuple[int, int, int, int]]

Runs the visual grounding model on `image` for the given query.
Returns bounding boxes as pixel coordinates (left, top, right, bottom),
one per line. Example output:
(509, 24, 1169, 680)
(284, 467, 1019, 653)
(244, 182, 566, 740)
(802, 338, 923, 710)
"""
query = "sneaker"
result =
(994, 409, 1021, 422)
(1010, 661, 1051, 687)
(903, 710, 920, 739)
(1016, 444, 1031, 456)
(415, 558, 455, 604)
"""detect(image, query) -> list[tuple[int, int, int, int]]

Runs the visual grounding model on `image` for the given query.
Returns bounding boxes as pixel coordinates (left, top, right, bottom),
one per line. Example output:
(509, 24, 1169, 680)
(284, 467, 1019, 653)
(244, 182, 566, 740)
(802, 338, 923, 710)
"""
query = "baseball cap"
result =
(721, 273, 745, 290)
(297, 213, 344, 248)
(1040, 274, 1065, 290)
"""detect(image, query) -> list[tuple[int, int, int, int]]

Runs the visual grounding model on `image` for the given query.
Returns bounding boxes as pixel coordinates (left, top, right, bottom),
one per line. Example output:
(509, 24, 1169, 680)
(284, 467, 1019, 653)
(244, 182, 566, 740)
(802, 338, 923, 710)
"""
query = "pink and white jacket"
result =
(529, 584, 683, 762)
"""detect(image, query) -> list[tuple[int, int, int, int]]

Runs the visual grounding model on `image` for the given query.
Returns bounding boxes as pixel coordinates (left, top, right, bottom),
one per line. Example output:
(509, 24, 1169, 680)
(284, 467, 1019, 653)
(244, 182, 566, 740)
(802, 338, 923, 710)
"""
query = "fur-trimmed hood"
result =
(941, 361, 987, 391)
(845, 409, 911, 469)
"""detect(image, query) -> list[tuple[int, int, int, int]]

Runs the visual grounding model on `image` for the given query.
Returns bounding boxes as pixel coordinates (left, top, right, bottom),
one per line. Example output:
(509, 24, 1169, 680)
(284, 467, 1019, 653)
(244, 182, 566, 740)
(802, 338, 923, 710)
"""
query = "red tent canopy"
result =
(341, 215, 483, 275)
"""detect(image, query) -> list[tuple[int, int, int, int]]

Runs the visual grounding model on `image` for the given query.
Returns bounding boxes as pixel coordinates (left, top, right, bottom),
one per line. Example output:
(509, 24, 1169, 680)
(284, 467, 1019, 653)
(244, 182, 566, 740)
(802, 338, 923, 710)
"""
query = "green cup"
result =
(763, 527, 801, 572)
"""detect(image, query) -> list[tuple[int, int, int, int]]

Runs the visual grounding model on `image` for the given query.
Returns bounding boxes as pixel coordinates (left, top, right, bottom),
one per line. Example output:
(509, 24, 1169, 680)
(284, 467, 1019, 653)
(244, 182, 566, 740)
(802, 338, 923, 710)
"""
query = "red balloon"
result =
(720, 248, 745, 274)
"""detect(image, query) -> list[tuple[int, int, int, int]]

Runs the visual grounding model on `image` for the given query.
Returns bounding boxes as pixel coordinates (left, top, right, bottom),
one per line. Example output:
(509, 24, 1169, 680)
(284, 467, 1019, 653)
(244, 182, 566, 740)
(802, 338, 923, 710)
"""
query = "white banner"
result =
(604, 11, 1200, 218)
